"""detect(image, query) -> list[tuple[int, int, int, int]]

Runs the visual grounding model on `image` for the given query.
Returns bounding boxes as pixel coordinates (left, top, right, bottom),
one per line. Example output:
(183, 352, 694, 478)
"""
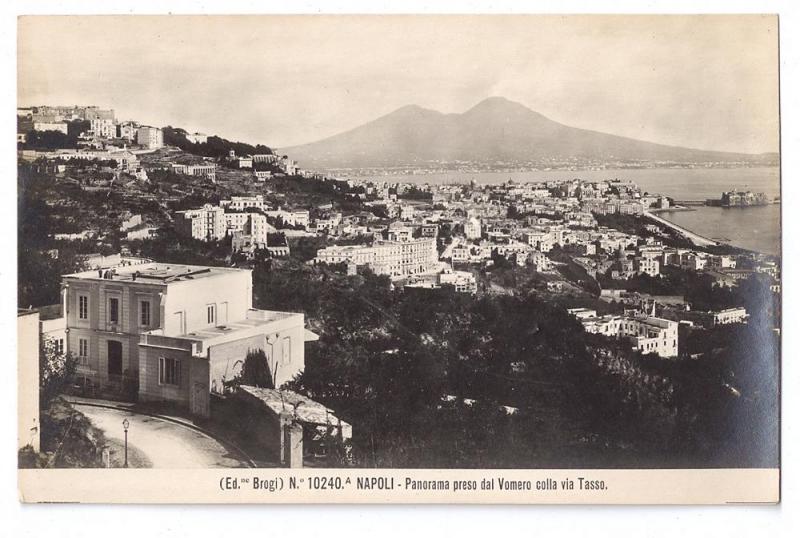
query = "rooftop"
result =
(178, 312, 294, 340)
(65, 262, 247, 284)
(139, 309, 307, 355)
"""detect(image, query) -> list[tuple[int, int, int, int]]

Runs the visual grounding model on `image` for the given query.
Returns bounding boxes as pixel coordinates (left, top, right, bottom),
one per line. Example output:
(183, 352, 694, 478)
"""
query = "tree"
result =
(21, 129, 83, 150)
(40, 337, 76, 409)
(230, 349, 275, 389)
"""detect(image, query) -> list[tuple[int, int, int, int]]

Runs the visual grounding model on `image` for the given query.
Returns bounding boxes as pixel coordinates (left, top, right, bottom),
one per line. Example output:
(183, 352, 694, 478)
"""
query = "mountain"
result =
(281, 97, 776, 169)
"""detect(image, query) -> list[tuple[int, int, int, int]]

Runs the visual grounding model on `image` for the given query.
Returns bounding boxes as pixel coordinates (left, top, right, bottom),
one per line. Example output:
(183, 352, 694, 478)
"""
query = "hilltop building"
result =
(569, 309, 679, 358)
(137, 126, 164, 149)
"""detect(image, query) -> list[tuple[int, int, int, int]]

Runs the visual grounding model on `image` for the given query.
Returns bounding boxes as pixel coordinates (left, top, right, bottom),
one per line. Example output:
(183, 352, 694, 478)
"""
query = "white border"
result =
(2, 1, 798, 536)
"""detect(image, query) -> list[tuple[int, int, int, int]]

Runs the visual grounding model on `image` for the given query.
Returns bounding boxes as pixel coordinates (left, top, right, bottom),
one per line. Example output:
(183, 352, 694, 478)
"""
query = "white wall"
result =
(162, 270, 253, 335)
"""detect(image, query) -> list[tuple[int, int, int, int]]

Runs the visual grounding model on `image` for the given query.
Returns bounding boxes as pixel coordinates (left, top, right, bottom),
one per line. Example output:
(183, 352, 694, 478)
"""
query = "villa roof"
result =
(65, 262, 247, 284)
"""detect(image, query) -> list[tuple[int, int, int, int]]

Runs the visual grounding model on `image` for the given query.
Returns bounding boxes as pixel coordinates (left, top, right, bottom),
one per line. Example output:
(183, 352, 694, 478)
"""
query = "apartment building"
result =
(175, 204, 227, 241)
(707, 255, 736, 270)
(464, 217, 482, 240)
(578, 313, 679, 358)
(117, 121, 139, 141)
(20, 120, 69, 135)
(58, 263, 315, 416)
(252, 154, 278, 164)
(225, 211, 276, 247)
(711, 307, 748, 326)
(523, 230, 554, 252)
(136, 126, 164, 149)
(90, 118, 116, 139)
(315, 237, 438, 278)
(221, 195, 269, 212)
(528, 251, 553, 271)
(438, 269, 478, 294)
(680, 252, 708, 271)
(171, 163, 217, 182)
(634, 256, 660, 277)
(265, 209, 310, 228)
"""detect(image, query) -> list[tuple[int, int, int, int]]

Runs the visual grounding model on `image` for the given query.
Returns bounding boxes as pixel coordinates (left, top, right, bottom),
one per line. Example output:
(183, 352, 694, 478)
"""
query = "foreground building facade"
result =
(60, 262, 315, 416)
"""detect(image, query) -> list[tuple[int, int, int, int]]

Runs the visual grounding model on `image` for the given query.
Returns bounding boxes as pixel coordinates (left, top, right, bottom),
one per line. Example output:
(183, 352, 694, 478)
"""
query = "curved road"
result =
(643, 211, 720, 247)
(74, 403, 249, 468)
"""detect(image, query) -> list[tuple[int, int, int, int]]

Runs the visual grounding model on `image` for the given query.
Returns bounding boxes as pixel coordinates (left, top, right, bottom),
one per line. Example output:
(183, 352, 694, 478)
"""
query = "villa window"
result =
(78, 295, 89, 320)
(207, 304, 216, 325)
(282, 336, 292, 365)
(109, 297, 120, 324)
(78, 338, 89, 365)
(140, 300, 151, 327)
(159, 357, 181, 386)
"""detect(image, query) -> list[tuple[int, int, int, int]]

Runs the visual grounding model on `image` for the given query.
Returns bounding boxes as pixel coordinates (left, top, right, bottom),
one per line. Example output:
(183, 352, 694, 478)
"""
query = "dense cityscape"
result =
(18, 104, 780, 469)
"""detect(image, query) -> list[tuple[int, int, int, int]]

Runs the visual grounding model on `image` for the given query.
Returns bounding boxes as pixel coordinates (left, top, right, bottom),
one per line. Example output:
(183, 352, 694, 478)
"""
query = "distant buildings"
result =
(678, 307, 749, 328)
(252, 154, 278, 164)
(90, 118, 116, 139)
(170, 163, 217, 182)
(464, 217, 482, 240)
(634, 256, 660, 277)
(137, 126, 164, 149)
(437, 269, 478, 293)
(405, 269, 477, 294)
(117, 121, 139, 141)
(184, 132, 208, 144)
(315, 237, 438, 278)
(227, 151, 253, 168)
(221, 195, 268, 212)
(17, 105, 116, 139)
(176, 197, 309, 247)
(225, 211, 276, 248)
(571, 310, 679, 358)
(19, 120, 69, 135)
(175, 204, 227, 241)
(710, 307, 749, 326)
(523, 230, 554, 252)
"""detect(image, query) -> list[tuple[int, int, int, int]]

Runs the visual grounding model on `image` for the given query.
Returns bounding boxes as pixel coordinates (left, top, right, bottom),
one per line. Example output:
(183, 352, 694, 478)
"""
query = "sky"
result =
(18, 15, 779, 153)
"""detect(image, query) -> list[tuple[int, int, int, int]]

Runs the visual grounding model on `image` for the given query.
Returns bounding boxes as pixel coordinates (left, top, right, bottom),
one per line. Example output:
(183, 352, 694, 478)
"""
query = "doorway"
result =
(108, 340, 123, 376)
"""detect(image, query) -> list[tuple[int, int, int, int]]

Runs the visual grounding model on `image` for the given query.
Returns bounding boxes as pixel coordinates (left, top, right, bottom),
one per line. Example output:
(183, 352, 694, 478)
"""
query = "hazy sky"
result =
(18, 15, 779, 153)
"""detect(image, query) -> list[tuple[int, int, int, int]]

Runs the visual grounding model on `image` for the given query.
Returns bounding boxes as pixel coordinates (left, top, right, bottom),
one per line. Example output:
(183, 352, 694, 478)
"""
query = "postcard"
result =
(16, 14, 780, 504)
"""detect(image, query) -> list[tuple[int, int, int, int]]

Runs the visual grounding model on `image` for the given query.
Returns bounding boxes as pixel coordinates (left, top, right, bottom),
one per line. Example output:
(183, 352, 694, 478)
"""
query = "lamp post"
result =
(122, 418, 130, 468)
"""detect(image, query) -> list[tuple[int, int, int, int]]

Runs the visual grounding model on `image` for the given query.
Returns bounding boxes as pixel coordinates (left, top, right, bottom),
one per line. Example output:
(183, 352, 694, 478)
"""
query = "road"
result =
(643, 211, 720, 247)
(74, 403, 249, 468)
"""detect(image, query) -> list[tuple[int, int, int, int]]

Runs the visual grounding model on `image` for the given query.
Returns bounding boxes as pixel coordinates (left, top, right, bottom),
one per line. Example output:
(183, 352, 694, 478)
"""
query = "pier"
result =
(642, 211, 720, 248)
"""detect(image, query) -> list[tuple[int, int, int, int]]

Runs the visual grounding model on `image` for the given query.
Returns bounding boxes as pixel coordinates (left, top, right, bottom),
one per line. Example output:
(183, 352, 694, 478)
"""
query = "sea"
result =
(386, 167, 781, 255)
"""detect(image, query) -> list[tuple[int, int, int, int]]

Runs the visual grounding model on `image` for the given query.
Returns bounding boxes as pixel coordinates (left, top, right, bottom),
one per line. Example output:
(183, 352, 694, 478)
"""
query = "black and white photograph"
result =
(13, 13, 782, 504)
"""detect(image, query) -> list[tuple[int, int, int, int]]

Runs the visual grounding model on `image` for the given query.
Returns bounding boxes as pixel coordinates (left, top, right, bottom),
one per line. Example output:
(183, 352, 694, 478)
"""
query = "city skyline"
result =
(18, 15, 779, 154)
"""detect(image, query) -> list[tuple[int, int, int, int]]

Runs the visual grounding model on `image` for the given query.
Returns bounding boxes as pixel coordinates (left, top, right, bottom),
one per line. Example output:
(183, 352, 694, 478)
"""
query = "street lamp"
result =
(122, 418, 130, 468)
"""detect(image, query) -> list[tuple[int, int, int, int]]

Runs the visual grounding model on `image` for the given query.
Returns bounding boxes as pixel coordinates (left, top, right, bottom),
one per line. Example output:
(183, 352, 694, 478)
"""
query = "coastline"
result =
(642, 211, 720, 248)
(652, 206, 780, 257)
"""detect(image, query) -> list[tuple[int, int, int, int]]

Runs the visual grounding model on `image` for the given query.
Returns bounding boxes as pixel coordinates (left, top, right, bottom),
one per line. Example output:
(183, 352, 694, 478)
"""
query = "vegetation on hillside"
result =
(163, 126, 273, 158)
